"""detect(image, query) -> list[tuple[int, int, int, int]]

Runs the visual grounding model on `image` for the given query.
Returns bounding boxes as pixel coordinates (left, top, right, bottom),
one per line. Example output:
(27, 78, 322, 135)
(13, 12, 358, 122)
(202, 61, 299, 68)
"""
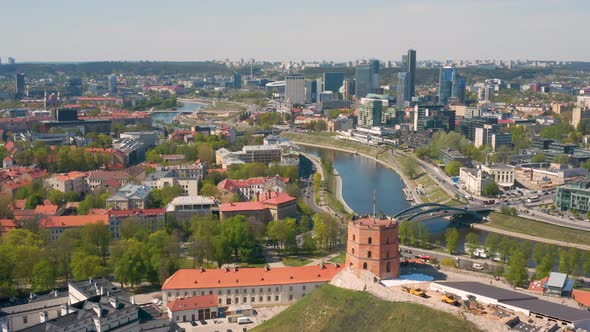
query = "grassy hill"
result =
(252, 285, 481, 332)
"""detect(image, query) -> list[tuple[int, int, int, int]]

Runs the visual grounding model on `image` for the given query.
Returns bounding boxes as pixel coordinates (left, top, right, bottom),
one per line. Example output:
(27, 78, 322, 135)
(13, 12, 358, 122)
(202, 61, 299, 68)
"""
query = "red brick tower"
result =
(345, 216, 400, 279)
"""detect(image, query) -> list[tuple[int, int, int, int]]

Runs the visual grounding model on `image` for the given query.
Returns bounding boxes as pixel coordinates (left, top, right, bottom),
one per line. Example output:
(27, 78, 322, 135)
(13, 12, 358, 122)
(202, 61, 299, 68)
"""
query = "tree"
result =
(149, 185, 184, 208)
(197, 144, 215, 164)
(444, 161, 462, 177)
(465, 232, 480, 257)
(25, 193, 45, 209)
(145, 230, 180, 283)
(219, 215, 256, 262)
(400, 157, 420, 180)
(80, 222, 110, 264)
(120, 217, 149, 241)
(267, 218, 297, 253)
(554, 154, 571, 165)
(71, 253, 103, 280)
(31, 260, 55, 292)
(531, 153, 546, 163)
(482, 181, 499, 197)
(505, 250, 529, 287)
(112, 239, 147, 289)
(78, 193, 108, 215)
(444, 228, 459, 254)
(47, 190, 66, 206)
(0, 195, 14, 219)
(200, 183, 218, 197)
(302, 233, 316, 253)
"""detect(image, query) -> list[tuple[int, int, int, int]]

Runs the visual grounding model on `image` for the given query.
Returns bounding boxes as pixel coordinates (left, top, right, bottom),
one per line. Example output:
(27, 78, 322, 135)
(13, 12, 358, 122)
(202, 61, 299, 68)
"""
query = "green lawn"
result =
(487, 212, 590, 246)
(252, 284, 481, 332)
(328, 252, 346, 264)
(281, 257, 313, 267)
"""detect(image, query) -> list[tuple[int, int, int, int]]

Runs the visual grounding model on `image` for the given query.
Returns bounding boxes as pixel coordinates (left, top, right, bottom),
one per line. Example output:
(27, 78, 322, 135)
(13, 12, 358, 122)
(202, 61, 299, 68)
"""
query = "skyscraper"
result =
(438, 66, 455, 105)
(323, 72, 345, 94)
(8, 57, 15, 65)
(354, 60, 379, 98)
(406, 49, 416, 99)
(15, 73, 25, 98)
(285, 75, 306, 105)
(108, 74, 118, 94)
(396, 72, 409, 108)
(452, 76, 467, 104)
(233, 72, 242, 89)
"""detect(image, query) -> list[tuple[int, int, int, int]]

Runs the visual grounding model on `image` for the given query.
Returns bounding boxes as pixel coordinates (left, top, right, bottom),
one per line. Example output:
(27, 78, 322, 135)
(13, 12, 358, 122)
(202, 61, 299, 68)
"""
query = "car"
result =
(199, 320, 208, 325)
(472, 263, 484, 270)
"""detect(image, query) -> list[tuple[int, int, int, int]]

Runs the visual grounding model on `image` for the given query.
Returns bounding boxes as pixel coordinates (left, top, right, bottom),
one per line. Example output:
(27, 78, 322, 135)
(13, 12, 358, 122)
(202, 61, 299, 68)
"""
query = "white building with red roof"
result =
(219, 191, 296, 222)
(161, 264, 341, 309)
(216, 175, 288, 201)
(166, 294, 219, 323)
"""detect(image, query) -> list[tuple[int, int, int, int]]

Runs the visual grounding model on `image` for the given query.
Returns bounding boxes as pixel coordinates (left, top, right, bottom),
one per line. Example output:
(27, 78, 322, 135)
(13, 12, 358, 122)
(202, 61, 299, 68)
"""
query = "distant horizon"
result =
(2, 0, 589, 62)
(1, 58, 586, 65)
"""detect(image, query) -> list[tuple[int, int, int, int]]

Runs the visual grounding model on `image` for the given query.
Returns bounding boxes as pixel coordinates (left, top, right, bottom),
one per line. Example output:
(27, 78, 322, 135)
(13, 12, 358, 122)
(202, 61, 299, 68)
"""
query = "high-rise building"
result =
(396, 72, 410, 108)
(285, 75, 306, 104)
(406, 49, 416, 99)
(358, 100, 382, 127)
(8, 57, 15, 65)
(65, 78, 83, 97)
(108, 74, 118, 94)
(232, 72, 242, 89)
(572, 107, 590, 129)
(478, 85, 494, 103)
(354, 60, 379, 98)
(343, 79, 354, 100)
(305, 80, 317, 104)
(438, 66, 455, 105)
(452, 76, 467, 104)
(323, 72, 344, 94)
(15, 73, 25, 98)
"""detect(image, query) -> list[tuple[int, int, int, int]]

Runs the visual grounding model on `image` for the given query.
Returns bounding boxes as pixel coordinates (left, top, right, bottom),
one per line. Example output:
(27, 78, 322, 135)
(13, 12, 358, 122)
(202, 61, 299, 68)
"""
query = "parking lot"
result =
(176, 305, 288, 332)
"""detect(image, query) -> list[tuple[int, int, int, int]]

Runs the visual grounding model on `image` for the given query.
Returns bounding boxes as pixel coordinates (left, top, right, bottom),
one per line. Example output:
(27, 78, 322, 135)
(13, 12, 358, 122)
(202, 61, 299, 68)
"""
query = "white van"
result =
(238, 317, 253, 325)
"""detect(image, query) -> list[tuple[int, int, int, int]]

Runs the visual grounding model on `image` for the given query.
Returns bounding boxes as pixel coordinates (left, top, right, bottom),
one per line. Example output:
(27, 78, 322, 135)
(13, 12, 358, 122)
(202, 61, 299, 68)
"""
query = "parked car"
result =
(472, 263, 484, 270)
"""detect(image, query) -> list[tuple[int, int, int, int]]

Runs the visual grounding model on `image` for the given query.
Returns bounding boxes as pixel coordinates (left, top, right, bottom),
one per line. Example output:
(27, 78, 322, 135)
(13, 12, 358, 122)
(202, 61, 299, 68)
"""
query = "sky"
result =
(1, 0, 589, 62)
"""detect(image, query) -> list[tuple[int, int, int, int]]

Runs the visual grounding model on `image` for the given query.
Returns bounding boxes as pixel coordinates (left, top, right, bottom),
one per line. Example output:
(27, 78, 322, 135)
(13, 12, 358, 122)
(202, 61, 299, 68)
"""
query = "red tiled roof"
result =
(53, 171, 88, 181)
(14, 199, 26, 210)
(219, 201, 267, 212)
(34, 203, 59, 216)
(573, 289, 590, 307)
(41, 214, 108, 228)
(162, 265, 341, 290)
(167, 295, 218, 312)
(260, 192, 296, 206)
(0, 219, 16, 228)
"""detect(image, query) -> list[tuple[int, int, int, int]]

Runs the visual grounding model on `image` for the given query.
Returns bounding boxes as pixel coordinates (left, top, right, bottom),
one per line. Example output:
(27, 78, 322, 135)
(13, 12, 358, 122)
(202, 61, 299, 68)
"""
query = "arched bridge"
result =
(393, 203, 492, 222)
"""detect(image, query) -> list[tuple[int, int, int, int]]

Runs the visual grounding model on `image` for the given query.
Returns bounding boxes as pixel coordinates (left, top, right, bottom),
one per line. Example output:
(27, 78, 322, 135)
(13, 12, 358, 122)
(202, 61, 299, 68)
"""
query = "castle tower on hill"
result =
(345, 216, 400, 279)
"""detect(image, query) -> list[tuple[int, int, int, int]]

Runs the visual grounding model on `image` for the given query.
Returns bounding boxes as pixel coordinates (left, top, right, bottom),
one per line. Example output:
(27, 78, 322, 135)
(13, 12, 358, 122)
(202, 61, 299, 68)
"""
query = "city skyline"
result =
(2, 0, 589, 63)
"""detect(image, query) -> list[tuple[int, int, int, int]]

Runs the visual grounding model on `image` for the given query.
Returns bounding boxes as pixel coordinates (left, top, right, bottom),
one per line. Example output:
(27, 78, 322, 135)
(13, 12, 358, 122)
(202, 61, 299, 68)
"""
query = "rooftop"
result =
(167, 295, 218, 312)
(41, 214, 108, 229)
(162, 264, 341, 290)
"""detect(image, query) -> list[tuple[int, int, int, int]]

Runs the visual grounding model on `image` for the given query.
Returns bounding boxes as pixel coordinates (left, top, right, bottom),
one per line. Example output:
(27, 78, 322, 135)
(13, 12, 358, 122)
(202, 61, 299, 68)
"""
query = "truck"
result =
(237, 317, 253, 325)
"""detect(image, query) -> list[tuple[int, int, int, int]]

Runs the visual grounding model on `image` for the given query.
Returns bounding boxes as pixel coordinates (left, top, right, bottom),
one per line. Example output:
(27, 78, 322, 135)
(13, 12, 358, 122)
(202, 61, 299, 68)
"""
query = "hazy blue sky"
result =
(2, 0, 589, 62)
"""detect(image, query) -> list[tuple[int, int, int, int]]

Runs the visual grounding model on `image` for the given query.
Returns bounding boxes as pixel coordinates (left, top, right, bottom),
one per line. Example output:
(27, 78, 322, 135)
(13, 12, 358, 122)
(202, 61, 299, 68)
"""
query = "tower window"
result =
(352, 248, 355, 254)
(352, 234, 355, 241)
(368, 237, 372, 244)
(368, 251, 372, 258)
(386, 251, 389, 258)
(363, 262, 368, 270)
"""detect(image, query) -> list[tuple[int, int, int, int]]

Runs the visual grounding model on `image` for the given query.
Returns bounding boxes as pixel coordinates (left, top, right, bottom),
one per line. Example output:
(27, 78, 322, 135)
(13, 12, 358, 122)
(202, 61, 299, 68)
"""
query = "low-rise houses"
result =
(216, 176, 288, 201)
(44, 171, 88, 194)
(459, 167, 494, 196)
(106, 184, 152, 210)
(219, 191, 297, 222)
(143, 165, 205, 196)
(87, 170, 134, 193)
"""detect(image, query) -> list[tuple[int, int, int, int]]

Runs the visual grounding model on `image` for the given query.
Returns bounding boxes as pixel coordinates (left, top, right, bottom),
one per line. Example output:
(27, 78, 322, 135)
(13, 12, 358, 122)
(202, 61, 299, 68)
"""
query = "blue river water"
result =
(151, 101, 206, 124)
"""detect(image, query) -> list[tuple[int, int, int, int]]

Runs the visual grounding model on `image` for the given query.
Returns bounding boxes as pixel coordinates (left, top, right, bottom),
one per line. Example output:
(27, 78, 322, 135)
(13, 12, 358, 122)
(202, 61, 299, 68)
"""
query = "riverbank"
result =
(299, 151, 354, 214)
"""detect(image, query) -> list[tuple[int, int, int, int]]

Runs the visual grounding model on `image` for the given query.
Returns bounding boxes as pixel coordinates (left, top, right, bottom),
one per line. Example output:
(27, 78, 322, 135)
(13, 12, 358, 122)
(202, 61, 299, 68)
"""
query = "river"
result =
(151, 100, 206, 124)
(301, 146, 498, 251)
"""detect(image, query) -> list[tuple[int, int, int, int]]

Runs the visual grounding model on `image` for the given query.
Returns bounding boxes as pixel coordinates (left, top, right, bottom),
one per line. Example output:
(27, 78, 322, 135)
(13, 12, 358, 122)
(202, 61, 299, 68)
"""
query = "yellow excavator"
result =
(441, 292, 460, 306)
(401, 286, 427, 297)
